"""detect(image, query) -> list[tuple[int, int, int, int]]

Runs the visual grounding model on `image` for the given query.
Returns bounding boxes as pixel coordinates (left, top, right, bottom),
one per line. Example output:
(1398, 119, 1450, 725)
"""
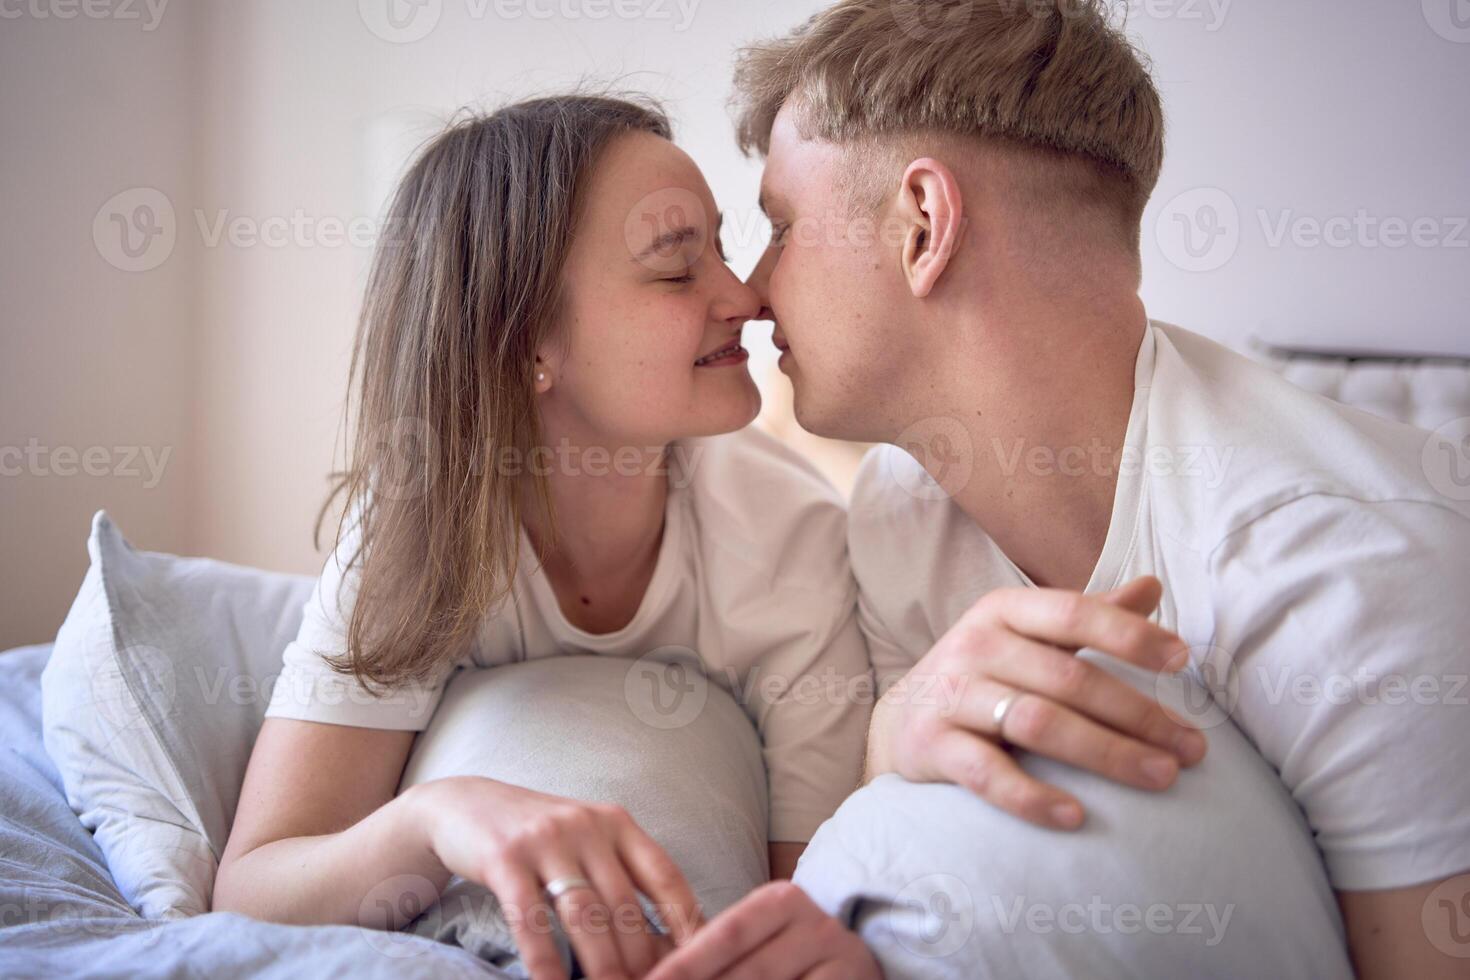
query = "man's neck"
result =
(920, 297, 1147, 591)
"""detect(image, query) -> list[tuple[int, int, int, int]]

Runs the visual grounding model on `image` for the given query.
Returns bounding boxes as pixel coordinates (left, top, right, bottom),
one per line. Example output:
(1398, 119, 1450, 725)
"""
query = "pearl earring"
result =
(536, 371, 546, 383)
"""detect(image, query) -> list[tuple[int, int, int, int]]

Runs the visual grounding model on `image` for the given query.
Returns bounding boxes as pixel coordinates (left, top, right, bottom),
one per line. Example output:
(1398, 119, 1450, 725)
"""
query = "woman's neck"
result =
(519, 434, 671, 633)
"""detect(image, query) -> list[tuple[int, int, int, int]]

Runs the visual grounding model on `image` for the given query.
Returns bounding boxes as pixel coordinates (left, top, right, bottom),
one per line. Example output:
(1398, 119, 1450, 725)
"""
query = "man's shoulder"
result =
(1145, 322, 1464, 551)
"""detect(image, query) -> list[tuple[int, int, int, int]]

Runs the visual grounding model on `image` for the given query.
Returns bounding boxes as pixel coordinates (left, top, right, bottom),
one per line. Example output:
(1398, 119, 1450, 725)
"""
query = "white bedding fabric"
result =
(1254, 341, 1470, 432)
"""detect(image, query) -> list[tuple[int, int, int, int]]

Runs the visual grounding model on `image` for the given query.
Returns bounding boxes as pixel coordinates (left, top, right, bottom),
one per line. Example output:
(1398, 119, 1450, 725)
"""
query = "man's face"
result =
(746, 106, 922, 443)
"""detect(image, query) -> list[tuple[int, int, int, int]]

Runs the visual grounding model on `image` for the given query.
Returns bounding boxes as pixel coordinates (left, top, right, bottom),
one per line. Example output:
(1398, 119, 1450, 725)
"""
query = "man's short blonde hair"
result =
(732, 0, 1165, 255)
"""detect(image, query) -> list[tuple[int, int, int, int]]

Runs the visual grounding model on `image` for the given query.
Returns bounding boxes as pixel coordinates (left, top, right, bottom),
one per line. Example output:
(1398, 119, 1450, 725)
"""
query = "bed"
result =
(3, 341, 1467, 978)
(0, 642, 504, 979)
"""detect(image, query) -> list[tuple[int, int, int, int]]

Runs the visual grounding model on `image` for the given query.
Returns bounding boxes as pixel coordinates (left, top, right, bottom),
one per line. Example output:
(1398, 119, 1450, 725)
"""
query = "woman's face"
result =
(537, 132, 762, 452)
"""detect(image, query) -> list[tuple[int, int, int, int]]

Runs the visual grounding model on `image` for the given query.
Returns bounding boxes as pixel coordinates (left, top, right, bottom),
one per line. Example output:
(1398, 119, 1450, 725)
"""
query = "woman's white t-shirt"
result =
(265, 426, 873, 843)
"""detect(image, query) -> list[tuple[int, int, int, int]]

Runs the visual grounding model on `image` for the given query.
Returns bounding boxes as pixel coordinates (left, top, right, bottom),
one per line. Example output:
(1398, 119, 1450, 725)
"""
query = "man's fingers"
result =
(716, 916, 827, 980)
(1097, 575, 1163, 616)
(645, 883, 793, 980)
(957, 680, 1185, 792)
(930, 729, 1085, 830)
(970, 636, 1207, 764)
(983, 587, 1186, 672)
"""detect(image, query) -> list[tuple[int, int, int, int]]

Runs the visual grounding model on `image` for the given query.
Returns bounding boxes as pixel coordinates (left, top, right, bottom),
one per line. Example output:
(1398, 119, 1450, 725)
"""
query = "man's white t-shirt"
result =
(848, 319, 1470, 891)
(265, 426, 872, 844)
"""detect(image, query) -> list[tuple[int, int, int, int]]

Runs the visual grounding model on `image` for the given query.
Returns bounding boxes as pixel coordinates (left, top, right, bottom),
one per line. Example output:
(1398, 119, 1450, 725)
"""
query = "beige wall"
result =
(1, 6, 202, 647)
(0, 0, 864, 650)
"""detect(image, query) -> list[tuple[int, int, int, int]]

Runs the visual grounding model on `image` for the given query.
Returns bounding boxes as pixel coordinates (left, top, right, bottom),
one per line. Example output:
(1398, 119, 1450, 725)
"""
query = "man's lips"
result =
(772, 331, 790, 352)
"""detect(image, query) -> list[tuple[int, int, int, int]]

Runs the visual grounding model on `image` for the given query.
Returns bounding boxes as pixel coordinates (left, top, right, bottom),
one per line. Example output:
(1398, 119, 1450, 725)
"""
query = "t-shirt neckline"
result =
(1082, 320, 1157, 595)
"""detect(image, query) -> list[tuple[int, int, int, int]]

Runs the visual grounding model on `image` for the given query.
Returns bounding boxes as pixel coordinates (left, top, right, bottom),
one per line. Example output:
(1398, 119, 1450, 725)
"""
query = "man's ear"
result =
(897, 157, 964, 299)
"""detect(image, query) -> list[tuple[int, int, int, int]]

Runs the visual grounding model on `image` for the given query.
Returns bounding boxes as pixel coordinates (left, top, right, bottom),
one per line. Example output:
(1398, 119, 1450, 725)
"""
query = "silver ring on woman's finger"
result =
(991, 690, 1021, 742)
(543, 876, 595, 901)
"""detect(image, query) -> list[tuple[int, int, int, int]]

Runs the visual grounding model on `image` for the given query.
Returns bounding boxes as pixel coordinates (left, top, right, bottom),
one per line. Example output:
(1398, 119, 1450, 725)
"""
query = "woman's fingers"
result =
(539, 858, 631, 980)
(611, 816, 704, 946)
(580, 819, 663, 977)
(929, 729, 1085, 829)
(975, 636, 1207, 764)
(484, 862, 570, 980)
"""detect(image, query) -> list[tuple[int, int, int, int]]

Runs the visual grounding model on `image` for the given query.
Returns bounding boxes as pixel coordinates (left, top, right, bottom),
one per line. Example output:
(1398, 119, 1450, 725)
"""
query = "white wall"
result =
(1132, 0, 1470, 356)
(4, 0, 1466, 649)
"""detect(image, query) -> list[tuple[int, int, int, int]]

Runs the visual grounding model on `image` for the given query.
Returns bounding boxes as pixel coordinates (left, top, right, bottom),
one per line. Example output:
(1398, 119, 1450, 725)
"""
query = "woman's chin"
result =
(679, 385, 762, 439)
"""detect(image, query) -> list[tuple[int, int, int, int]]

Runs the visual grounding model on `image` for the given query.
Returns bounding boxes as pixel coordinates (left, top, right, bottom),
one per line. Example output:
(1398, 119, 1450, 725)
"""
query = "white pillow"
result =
(41, 511, 312, 918)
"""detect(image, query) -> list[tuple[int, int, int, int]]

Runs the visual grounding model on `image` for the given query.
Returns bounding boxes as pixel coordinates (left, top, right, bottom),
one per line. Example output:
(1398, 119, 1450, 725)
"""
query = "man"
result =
(648, 1, 1470, 977)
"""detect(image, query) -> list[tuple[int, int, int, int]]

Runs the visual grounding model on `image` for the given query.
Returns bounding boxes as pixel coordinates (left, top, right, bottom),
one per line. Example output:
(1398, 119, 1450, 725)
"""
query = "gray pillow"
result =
(41, 511, 312, 917)
(791, 659, 1353, 980)
(398, 655, 770, 970)
(41, 511, 770, 936)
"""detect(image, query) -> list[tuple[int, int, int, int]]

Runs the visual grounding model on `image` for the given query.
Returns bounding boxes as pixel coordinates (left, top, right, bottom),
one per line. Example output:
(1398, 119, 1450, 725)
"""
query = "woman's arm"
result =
(212, 718, 433, 924)
(214, 716, 705, 980)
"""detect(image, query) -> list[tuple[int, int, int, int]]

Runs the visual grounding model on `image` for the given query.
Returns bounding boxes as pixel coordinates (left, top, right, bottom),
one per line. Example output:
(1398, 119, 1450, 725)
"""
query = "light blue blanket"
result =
(0, 644, 508, 979)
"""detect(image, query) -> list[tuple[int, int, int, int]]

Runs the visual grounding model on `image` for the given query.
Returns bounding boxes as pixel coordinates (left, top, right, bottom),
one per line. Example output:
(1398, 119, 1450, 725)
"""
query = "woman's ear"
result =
(898, 157, 965, 299)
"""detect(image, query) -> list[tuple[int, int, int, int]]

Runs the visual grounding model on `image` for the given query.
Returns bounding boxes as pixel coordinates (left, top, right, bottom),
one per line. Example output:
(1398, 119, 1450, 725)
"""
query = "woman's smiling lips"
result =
(694, 340, 748, 367)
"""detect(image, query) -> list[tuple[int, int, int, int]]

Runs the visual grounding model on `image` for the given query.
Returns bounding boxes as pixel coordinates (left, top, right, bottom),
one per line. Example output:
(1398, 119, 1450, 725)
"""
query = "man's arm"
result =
(1340, 877, 1470, 979)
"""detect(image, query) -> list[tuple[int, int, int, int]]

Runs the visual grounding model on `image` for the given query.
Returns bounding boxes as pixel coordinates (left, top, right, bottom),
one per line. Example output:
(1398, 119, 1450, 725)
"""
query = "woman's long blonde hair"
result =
(317, 94, 672, 690)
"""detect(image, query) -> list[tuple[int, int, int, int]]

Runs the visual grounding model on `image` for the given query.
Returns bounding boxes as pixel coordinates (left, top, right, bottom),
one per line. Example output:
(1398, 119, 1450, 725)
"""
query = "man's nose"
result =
(745, 246, 776, 307)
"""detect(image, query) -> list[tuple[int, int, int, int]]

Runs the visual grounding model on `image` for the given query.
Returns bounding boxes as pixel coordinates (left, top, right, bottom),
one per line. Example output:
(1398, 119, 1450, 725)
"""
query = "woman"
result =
(212, 95, 873, 979)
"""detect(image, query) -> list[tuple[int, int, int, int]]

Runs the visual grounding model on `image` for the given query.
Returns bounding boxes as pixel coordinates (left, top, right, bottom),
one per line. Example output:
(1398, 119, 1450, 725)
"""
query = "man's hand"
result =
(866, 576, 1209, 829)
(646, 881, 881, 980)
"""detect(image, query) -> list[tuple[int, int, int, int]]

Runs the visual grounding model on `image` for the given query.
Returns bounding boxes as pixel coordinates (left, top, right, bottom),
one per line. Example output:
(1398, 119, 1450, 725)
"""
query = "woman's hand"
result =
(867, 576, 1210, 829)
(644, 881, 881, 980)
(411, 776, 704, 980)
